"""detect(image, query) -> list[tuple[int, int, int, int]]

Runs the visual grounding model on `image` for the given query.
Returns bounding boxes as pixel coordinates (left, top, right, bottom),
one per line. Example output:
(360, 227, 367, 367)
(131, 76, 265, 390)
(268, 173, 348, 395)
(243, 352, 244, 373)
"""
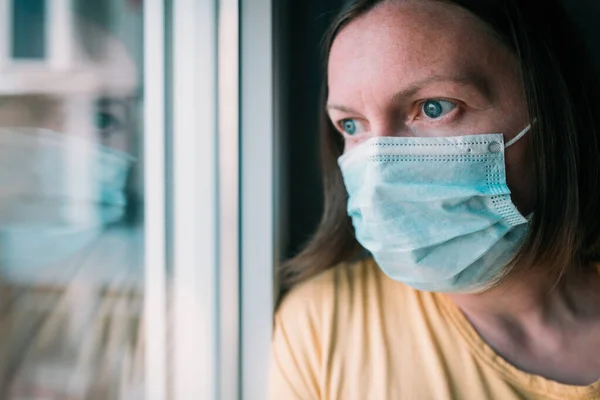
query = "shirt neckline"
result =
(433, 272, 600, 400)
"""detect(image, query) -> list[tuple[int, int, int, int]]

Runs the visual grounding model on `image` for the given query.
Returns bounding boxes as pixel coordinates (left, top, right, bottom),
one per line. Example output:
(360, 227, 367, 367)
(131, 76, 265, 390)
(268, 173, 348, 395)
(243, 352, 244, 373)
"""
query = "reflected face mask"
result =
(0, 128, 134, 282)
(338, 126, 531, 293)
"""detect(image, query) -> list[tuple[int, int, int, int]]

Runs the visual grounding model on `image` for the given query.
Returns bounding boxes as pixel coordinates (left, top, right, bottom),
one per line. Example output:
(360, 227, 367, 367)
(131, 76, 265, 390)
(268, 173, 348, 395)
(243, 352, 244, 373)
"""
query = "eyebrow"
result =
(326, 73, 490, 113)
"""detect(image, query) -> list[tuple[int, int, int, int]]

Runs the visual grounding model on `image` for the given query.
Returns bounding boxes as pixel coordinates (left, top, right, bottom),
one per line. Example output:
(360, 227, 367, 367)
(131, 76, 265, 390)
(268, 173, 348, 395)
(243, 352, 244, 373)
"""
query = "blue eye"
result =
(342, 119, 357, 135)
(96, 111, 121, 136)
(422, 99, 457, 119)
(340, 119, 365, 135)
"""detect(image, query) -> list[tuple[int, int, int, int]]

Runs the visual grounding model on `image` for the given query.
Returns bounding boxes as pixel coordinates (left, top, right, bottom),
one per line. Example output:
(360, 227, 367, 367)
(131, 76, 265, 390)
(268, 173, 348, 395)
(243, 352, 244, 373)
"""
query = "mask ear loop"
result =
(505, 119, 537, 222)
(505, 123, 532, 148)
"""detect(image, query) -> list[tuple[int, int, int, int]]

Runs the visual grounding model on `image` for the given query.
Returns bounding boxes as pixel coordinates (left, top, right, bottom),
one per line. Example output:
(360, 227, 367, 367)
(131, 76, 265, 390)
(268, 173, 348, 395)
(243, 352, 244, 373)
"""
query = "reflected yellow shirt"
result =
(269, 259, 600, 400)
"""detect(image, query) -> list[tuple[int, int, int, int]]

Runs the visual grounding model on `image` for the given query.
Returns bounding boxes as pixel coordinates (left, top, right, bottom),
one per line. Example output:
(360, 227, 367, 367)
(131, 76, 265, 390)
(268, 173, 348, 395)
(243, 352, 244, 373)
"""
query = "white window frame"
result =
(0, 0, 8, 68)
(240, 0, 276, 399)
(171, 0, 219, 398)
(218, 0, 241, 398)
(143, 0, 276, 398)
(143, 0, 168, 399)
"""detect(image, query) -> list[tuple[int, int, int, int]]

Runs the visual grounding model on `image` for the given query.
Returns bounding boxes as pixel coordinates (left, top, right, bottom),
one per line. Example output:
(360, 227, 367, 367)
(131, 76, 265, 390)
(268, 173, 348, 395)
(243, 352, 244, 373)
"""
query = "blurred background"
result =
(0, 0, 143, 398)
(0, 0, 598, 399)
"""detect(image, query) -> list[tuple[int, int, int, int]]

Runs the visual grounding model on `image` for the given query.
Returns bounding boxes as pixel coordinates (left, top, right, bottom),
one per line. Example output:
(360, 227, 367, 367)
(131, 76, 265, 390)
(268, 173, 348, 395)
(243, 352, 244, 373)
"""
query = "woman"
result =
(270, 0, 600, 399)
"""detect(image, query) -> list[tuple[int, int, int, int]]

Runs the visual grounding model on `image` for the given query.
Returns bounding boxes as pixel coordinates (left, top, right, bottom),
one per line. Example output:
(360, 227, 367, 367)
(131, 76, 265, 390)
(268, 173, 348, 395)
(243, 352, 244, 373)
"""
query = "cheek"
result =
(343, 135, 367, 153)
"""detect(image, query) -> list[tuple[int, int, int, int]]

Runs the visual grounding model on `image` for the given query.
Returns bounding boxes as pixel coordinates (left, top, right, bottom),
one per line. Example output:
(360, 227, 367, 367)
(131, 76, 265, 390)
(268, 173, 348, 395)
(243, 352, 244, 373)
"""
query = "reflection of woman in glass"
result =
(271, 1, 600, 399)
(0, 11, 143, 399)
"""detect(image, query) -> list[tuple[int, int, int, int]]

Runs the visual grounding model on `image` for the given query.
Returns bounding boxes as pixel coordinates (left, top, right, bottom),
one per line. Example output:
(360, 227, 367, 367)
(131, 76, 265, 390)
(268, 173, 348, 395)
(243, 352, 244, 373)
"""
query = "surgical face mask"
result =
(0, 128, 134, 283)
(338, 125, 531, 293)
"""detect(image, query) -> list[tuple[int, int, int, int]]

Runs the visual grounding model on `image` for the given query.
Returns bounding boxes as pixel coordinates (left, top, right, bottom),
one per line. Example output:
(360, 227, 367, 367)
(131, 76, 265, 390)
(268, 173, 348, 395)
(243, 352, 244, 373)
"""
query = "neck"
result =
(446, 264, 600, 330)
(444, 264, 600, 386)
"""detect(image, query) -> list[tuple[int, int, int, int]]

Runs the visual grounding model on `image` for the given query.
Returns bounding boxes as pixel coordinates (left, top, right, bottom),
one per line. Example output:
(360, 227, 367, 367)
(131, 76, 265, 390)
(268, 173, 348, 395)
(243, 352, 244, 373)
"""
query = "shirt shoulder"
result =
(269, 258, 408, 399)
(274, 257, 392, 338)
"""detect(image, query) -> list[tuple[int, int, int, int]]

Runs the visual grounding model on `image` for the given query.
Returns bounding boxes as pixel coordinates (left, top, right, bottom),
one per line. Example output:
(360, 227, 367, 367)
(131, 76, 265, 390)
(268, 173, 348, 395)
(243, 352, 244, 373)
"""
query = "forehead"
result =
(327, 1, 511, 100)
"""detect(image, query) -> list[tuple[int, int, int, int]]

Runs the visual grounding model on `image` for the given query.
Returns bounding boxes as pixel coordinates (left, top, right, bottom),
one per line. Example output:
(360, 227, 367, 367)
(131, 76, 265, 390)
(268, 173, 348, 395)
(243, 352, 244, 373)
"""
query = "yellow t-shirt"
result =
(269, 258, 600, 400)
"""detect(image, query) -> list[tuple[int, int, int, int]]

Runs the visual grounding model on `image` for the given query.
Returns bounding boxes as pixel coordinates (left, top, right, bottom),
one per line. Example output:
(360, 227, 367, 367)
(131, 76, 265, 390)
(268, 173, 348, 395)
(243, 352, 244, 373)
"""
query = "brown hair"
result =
(278, 0, 600, 299)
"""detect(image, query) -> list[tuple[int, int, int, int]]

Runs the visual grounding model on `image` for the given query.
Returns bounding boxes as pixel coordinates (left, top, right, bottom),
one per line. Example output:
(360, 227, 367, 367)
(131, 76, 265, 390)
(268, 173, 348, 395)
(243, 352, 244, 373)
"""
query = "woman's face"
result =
(327, 0, 535, 213)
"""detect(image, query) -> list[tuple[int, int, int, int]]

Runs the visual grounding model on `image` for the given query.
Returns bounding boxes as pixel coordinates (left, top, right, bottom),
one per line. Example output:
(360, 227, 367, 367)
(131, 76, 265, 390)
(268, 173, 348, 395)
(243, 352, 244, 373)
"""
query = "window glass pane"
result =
(0, 1, 145, 398)
(12, 0, 47, 59)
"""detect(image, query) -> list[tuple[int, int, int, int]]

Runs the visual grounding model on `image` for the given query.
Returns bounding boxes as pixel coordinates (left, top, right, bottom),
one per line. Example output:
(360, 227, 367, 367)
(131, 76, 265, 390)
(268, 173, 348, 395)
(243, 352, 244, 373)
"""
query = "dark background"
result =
(276, 0, 600, 260)
(276, 0, 346, 260)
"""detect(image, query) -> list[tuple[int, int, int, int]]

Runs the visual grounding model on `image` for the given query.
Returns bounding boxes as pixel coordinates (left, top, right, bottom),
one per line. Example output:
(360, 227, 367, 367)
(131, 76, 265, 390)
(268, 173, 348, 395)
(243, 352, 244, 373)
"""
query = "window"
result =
(0, 0, 276, 398)
(0, 1, 145, 398)
(12, 0, 47, 59)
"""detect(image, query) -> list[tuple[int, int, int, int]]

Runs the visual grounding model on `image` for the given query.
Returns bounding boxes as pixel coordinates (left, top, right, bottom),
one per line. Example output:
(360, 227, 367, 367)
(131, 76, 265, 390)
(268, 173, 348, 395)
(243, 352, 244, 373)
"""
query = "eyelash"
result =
(333, 98, 463, 136)
(335, 118, 366, 137)
(414, 98, 462, 122)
